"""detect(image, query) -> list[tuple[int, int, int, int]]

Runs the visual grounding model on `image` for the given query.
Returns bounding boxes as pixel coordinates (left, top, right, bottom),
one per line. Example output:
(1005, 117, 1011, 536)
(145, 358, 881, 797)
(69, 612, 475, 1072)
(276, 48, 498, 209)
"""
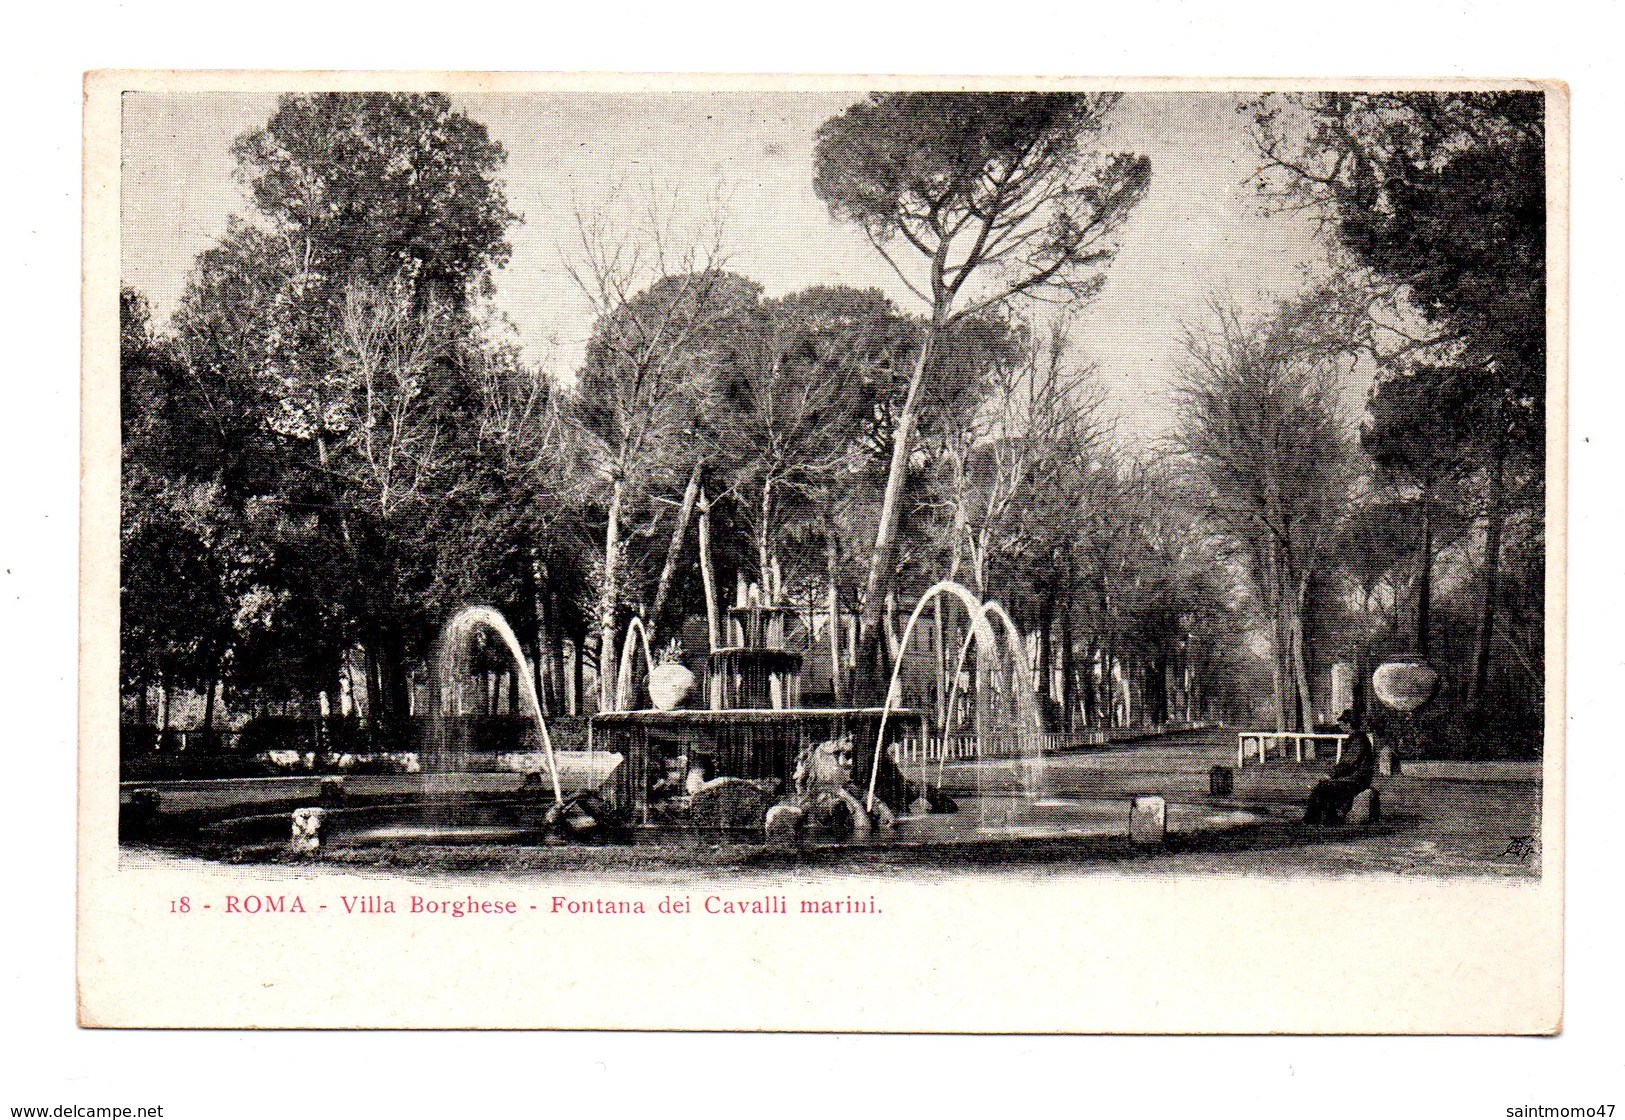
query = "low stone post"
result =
(318, 776, 345, 807)
(1129, 795, 1167, 847)
(290, 807, 326, 853)
(1208, 765, 1234, 796)
(1378, 744, 1399, 777)
(1349, 789, 1381, 824)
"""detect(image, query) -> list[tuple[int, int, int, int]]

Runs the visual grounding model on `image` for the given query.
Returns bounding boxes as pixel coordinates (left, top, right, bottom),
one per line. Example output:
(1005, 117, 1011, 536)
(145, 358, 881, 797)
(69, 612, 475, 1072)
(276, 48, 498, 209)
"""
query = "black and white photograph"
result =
(82, 74, 1563, 1035)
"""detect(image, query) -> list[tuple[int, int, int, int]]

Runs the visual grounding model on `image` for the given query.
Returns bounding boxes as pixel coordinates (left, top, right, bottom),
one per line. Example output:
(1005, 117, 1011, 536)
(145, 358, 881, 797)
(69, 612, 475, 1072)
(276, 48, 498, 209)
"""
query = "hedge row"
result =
(119, 715, 591, 781)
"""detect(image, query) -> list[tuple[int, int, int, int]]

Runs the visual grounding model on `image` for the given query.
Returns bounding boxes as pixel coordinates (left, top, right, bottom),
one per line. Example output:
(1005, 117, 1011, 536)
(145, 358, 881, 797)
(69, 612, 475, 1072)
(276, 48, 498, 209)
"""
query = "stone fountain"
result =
(589, 599, 926, 832)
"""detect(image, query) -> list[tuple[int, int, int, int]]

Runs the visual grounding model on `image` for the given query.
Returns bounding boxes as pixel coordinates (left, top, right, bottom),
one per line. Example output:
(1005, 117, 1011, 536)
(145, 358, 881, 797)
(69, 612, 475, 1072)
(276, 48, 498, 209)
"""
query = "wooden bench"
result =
(1236, 731, 1350, 769)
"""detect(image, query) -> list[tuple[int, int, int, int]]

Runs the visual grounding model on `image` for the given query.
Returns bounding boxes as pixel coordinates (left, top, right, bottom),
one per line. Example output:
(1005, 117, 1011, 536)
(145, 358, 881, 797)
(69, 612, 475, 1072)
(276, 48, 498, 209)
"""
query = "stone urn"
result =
(647, 662, 696, 712)
(1372, 659, 1441, 713)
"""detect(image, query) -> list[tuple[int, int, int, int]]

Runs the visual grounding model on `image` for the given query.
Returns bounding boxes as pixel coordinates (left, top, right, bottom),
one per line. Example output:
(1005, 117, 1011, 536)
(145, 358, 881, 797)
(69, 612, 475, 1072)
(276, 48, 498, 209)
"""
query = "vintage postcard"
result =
(82, 71, 1565, 1031)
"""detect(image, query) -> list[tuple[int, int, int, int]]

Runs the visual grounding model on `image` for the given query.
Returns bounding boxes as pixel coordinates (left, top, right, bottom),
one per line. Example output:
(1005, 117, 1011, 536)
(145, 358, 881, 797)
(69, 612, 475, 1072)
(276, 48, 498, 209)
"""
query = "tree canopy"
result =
(119, 90, 1546, 760)
(815, 92, 1152, 317)
(813, 91, 1151, 697)
(1252, 91, 1546, 451)
(233, 92, 517, 309)
(1252, 90, 1548, 715)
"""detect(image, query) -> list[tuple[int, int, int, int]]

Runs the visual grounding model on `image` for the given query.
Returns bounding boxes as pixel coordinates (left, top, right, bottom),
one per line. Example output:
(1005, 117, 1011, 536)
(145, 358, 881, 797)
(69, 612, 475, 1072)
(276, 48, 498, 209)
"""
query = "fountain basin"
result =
(878, 795, 1274, 845)
(590, 708, 927, 826)
(354, 823, 547, 844)
(125, 769, 1286, 862)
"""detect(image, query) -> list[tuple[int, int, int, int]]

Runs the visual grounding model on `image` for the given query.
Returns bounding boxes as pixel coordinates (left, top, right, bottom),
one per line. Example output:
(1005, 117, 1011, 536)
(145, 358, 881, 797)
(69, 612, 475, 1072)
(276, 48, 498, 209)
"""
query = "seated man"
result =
(1303, 709, 1376, 826)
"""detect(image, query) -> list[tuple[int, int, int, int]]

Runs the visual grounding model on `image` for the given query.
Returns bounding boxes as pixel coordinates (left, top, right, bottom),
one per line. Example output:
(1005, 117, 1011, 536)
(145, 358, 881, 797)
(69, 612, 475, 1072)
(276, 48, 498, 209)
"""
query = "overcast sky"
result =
(121, 90, 1348, 440)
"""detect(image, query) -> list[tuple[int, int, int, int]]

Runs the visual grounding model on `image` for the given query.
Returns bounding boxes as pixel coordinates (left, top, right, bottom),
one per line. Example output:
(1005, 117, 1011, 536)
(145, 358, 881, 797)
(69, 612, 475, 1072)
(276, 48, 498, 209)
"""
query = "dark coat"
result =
(1329, 728, 1375, 788)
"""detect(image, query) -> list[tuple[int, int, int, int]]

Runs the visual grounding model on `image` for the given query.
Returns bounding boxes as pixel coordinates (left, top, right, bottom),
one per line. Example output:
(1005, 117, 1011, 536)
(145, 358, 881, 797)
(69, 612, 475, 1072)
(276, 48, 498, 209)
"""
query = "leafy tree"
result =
(1358, 364, 1478, 658)
(162, 93, 521, 718)
(450, 327, 597, 713)
(716, 286, 909, 606)
(1251, 90, 1547, 704)
(1049, 453, 1160, 728)
(1252, 93, 1544, 409)
(813, 92, 1151, 697)
(233, 93, 516, 311)
(121, 289, 231, 725)
(930, 316, 1101, 598)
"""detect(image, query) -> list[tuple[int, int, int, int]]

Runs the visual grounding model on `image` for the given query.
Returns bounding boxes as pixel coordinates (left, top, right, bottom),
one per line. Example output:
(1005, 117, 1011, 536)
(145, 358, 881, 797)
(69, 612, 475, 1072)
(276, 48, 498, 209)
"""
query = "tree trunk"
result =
(1291, 571, 1314, 731)
(1036, 597, 1053, 704)
(529, 549, 552, 717)
(597, 480, 625, 713)
(1060, 601, 1075, 732)
(855, 314, 942, 700)
(364, 646, 381, 725)
(1471, 447, 1508, 704)
(202, 674, 218, 738)
(757, 475, 775, 606)
(1118, 653, 1132, 727)
(379, 639, 411, 725)
(825, 527, 845, 705)
(570, 632, 585, 717)
(883, 591, 903, 662)
(1264, 536, 1287, 731)
(698, 489, 721, 653)
(649, 461, 703, 641)
(548, 599, 566, 718)
(1100, 646, 1115, 728)
(1417, 494, 1433, 660)
(932, 593, 947, 725)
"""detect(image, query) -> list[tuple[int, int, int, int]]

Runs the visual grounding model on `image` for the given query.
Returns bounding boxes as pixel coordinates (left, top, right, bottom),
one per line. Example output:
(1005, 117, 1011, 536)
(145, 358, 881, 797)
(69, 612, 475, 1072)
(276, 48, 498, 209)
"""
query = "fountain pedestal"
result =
(706, 648, 802, 710)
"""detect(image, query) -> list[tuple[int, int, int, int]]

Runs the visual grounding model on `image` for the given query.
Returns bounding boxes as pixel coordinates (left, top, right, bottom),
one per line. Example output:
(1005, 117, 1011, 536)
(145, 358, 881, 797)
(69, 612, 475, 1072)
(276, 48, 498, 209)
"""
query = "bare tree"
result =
(933, 316, 1108, 599)
(1171, 289, 1358, 731)
(564, 203, 750, 706)
(330, 276, 457, 520)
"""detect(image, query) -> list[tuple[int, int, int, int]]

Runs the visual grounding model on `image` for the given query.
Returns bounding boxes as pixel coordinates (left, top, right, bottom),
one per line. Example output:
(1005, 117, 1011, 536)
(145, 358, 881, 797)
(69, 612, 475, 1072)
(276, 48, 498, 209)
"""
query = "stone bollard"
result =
(318, 776, 345, 807)
(1349, 788, 1381, 825)
(1208, 765, 1234, 796)
(290, 807, 326, 853)
(1378, 745, 1399, 777)
(1129, 795, 1167, 847)
(763, 803, 806, 845)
